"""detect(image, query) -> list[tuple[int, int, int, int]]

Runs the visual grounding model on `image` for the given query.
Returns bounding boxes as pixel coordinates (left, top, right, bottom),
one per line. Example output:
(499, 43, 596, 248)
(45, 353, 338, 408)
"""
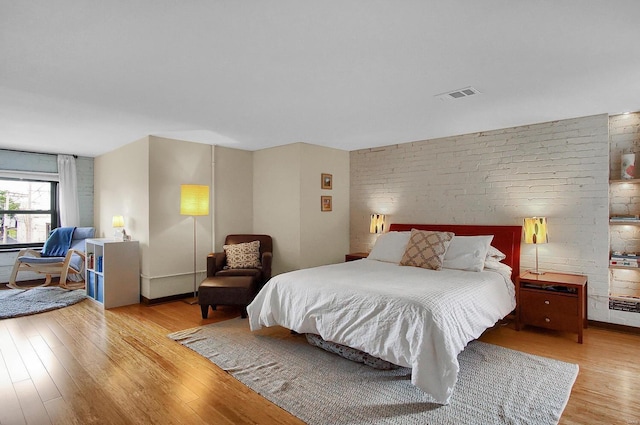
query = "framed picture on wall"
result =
(321, 195, 332, 212)
(321, 173, 332, 189)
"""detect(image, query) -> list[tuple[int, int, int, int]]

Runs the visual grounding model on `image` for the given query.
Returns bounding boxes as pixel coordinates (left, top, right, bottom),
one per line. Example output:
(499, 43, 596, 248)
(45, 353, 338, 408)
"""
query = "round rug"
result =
(0, 287, 87, 319)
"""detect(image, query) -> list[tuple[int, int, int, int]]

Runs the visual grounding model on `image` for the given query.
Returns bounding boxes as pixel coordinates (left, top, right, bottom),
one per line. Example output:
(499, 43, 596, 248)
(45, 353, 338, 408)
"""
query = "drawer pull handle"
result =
(545, 317, 551, 323)
(544, 300, 550, 305)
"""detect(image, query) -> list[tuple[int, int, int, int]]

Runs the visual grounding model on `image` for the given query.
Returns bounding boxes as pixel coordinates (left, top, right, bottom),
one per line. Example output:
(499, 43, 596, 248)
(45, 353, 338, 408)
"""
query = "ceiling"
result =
(2, 1, 639, 158)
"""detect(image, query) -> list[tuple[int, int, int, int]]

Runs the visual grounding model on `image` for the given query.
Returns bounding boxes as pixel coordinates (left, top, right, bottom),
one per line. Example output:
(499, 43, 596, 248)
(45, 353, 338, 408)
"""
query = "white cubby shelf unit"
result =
(85, 238, 140, 309)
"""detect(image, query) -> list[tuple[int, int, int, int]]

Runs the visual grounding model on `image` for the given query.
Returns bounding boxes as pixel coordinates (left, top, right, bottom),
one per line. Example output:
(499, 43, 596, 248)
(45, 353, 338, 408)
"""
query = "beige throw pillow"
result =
(400, 229, 454, 270)
(223, 240, 261, 269)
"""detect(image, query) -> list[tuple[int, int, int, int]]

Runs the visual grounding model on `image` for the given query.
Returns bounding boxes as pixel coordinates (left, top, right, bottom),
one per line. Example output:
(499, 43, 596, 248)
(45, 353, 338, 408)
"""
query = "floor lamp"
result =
(180, 184, 210, 304)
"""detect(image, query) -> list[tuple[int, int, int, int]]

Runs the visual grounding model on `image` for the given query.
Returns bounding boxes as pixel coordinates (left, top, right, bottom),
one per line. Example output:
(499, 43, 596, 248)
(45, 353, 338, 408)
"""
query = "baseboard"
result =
(141, 292, 196, 305)
(589, 319, 640, 335)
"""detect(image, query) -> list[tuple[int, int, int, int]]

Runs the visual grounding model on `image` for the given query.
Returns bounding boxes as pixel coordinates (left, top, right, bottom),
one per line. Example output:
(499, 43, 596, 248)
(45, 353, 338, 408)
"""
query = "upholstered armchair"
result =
(207, 234, 273, 288)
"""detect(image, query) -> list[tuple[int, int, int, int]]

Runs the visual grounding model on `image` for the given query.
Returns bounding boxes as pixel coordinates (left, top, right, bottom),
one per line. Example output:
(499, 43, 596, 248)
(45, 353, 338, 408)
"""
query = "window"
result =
(0, 178, 58, 248)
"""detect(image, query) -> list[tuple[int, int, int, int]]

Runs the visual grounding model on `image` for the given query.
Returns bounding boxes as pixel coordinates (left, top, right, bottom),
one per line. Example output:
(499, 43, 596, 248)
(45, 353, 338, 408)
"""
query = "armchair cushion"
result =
(17, 252, 84, 272)
(223, 240, 261, 269)
(215, 268, 262, 279)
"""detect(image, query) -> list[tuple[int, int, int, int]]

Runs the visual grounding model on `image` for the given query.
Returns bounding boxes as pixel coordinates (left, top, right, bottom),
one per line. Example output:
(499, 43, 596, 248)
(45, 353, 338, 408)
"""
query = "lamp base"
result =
(528, 269, 545, 275)
(182, 296, 198, 305)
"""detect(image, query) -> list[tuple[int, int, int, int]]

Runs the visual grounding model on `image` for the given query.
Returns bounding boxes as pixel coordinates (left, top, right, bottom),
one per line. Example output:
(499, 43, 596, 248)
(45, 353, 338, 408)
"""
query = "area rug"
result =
(0, 287, 86, 319)
(168, 318, 579, 425)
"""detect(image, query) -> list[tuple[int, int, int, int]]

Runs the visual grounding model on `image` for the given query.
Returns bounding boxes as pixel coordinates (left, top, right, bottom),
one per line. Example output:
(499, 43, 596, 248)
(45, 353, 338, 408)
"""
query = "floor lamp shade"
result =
(180, 185, 209, 216)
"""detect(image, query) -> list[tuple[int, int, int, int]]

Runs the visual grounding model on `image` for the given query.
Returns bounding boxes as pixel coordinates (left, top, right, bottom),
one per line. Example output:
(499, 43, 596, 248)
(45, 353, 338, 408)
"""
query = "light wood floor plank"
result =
(7, 320, 61, 403)
(27, 315, 64, 350)
(29, 333, 119, 425)
(0, 323, 30, 383)
(43, 396, 84, 425)
(0, 350, 27, 425)
(13, 378, 51, 425)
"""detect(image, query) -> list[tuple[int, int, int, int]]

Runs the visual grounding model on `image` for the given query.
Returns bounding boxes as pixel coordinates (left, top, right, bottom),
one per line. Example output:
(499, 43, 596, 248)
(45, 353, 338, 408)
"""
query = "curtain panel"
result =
(57, 155, 79, 227)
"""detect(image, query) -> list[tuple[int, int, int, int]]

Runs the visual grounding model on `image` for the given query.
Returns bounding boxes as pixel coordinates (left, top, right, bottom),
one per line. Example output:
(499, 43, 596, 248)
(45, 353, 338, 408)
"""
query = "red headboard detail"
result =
(388, 223, 522, 280)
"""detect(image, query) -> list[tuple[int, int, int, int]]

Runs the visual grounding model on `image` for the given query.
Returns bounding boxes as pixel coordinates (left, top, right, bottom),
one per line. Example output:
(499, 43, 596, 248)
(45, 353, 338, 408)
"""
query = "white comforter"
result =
(247, 259, 515, 404)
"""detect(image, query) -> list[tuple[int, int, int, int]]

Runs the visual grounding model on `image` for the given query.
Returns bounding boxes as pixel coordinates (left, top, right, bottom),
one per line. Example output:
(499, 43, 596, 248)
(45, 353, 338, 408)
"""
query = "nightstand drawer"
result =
(519, 289, 578, 316)
(520, 308, 578, 332)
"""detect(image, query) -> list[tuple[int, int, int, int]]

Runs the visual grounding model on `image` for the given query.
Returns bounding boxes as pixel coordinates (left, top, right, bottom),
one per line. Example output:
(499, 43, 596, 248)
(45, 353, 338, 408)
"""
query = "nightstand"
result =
(345, 252, 369, 262)
(515, 271, 588, 343)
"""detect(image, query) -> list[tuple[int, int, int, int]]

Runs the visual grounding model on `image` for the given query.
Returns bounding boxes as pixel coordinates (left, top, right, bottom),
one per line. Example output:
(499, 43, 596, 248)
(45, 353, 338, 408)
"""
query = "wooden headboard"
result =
(388, 223, 522, 279)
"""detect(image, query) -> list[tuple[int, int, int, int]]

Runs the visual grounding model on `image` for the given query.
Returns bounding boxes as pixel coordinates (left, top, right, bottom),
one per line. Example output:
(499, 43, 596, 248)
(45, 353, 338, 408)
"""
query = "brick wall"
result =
(350, 114, 613, 323)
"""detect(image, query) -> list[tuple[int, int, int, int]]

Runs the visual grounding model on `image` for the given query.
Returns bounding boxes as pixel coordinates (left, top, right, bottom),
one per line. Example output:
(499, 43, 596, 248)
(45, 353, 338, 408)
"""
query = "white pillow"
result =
(367, 231, 411, 264)
(442, 235, 494, 272)
(483, 258, 512, 272)
(486, 245, 506, 261)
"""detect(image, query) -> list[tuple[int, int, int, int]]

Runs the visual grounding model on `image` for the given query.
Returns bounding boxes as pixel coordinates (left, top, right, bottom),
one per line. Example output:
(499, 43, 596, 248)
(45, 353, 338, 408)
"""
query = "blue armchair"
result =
(8, 227, 95, 289)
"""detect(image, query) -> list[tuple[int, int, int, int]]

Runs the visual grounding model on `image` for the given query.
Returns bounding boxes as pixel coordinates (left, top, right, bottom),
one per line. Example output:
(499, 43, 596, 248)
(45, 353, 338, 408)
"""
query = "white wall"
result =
(94, 137, 149, 240)
(94, 136, 213, 299)
(299, 143, 350, 269)
(213, 146, 254, 251)
(350, 114, 612, 323)
(253, 144, 302, 275)
(147, 137, 213, 298)
(253, 143, 350, 275)
(94, 137, 150, 292)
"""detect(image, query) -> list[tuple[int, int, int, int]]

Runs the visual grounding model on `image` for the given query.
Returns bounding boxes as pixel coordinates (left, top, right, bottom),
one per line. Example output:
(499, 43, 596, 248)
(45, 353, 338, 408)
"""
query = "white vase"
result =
(622, 153, 635, 179)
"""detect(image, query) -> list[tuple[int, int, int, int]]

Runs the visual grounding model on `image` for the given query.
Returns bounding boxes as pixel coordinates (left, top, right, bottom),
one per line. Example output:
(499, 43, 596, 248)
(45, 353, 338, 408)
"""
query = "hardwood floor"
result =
(1, 297, 639, 424)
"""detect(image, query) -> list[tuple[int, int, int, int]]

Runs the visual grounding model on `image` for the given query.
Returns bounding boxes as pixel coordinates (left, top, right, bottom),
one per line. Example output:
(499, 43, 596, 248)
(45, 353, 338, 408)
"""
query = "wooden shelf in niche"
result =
(609, 178, 640, 184)
(609, 265, 640, 271)
(609, 220, 640, 225)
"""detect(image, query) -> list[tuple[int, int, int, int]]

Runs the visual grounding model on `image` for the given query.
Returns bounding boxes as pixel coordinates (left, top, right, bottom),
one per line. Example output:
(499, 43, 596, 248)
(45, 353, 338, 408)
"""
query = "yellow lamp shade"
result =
(370, 214, 386, 234)
(180, 184, 210, 216)
(112, 215, 124, 228)
(523, 217, 548, 244)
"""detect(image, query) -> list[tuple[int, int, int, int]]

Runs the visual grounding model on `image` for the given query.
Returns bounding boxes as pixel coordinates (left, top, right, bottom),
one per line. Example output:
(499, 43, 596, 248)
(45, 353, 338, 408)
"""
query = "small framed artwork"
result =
(321, 196, 332, 212)
(321, 173, 333, 190)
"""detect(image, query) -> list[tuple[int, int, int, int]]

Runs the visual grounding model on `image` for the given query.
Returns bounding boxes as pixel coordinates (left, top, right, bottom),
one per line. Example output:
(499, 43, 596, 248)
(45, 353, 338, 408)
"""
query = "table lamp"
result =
(523, 217, 548, 275)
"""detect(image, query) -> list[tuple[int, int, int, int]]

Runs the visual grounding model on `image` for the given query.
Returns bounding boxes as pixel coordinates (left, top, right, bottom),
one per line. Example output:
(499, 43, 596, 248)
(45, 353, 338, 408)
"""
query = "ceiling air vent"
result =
(435, 86, 481, 101)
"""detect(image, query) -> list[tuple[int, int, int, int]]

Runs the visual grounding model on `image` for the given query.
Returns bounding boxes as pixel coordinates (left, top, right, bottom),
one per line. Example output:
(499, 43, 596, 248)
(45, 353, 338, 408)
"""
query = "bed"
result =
(247, 223, 521, 404)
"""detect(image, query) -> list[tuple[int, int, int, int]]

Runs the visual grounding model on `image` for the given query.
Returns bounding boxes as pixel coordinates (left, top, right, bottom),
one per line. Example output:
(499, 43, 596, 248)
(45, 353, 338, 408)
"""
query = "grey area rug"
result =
(0, 287, 86, 319)
(169, 318, 579, 425)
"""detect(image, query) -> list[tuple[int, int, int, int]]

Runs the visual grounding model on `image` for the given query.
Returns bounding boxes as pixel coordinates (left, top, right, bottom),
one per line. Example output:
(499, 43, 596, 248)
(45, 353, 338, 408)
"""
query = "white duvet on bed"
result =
(247, 258, 515, 404)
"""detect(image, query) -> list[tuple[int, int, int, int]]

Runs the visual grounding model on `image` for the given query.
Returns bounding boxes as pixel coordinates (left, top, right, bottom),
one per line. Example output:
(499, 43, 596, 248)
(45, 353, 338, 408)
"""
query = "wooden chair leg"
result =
(200, 305, 209, 319)
(8, 260, 21, 287)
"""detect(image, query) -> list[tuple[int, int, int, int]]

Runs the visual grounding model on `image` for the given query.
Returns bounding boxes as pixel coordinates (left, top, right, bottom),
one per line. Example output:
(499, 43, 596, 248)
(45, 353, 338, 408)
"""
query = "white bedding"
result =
(247, 258, 515, 404)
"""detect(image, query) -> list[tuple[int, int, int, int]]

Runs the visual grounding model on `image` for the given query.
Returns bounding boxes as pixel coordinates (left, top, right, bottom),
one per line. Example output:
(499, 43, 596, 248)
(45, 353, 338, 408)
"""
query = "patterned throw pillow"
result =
(223, 240, 261, 269)
(400, 229, 454, 270)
